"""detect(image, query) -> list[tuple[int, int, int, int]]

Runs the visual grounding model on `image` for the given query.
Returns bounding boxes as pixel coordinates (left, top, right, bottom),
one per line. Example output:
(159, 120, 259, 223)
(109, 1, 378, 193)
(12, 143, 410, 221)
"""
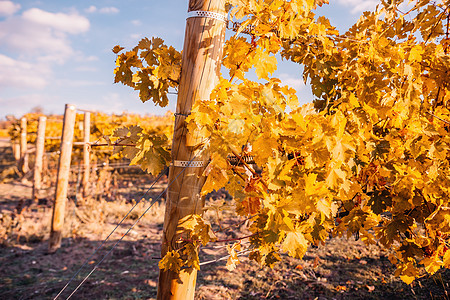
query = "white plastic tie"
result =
(187, 10, 227, 23)
(173, 160, 206, 168)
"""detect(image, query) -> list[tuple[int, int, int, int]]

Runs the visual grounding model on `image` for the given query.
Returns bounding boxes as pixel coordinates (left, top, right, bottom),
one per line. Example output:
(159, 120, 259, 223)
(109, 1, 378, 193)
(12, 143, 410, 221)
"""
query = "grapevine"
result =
(114, 0, 450, 284)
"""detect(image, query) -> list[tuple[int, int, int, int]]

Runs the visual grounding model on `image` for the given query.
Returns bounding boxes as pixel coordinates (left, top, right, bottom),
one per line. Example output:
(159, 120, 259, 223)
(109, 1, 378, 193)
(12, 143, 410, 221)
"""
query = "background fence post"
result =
(32, 116, 46, 202)
(19, 117, 29, 173)
(12, 140, 21, 161)
(82, 112, 90, 198)
(49, 104, 76, 253)
(157, 0, 226, 298)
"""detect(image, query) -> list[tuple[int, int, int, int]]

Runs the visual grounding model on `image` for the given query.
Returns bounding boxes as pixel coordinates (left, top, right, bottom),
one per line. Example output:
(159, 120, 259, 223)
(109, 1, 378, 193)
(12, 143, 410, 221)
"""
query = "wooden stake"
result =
(49, 104, 76, 253)
(82, 112, 90, 198)
(157, 1, 226, 299)
(12, 140, 20, 161)
(19, 117, 29, 173)
(32, 116, 46, 202)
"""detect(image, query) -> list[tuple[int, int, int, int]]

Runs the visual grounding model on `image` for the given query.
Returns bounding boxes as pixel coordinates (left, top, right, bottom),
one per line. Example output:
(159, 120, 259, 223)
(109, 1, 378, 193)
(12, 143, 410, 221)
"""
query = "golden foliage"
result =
(117, 0, 450, 283)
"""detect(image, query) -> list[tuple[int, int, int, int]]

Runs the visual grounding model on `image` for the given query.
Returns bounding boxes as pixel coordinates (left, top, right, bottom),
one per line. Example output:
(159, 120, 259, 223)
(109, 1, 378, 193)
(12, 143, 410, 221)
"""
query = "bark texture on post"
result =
(82, 112, 90, 197)
(32, 116, 46, 202)
(19, 117, 29, 173)
(157, 1, 226, 299)
(49, 104, 76, 253)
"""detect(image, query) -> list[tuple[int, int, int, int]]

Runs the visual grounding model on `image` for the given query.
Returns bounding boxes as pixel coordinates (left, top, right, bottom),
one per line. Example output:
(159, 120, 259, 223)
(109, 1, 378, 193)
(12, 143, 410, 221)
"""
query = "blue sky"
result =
(0, 0, 380, 118)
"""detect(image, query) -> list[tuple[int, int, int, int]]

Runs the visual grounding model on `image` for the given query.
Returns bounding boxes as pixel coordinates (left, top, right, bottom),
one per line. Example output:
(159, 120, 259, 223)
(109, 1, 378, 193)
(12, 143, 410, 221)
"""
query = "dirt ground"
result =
(0, 138, 449, 300)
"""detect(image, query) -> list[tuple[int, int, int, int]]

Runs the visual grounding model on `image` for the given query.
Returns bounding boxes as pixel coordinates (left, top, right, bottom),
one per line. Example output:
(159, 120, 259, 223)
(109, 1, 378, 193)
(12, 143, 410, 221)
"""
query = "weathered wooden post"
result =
(157, 0, 226, 299)
(32, 116, 46, 202)
(82, 112, 90, 197)
(49, 104, 76, 253)
(12, 140, 21, 161)
(19, 117, 29, 173)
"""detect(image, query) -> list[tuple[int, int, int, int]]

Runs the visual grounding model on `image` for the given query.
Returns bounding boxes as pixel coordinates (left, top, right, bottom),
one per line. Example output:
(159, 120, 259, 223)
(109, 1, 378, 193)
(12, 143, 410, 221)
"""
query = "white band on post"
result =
(173, 160, 207, 168)
(187, 10, 227, 23)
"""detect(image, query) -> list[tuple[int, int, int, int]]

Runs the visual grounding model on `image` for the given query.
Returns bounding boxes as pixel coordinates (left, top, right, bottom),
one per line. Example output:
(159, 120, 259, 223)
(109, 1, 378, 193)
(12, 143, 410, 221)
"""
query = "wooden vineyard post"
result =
(12, 140, 20, 161)
(49, 104, 76, 253)
(19, 117, 29, 173)
(32, 116, 46, 202)
(82, 112, 90, 197)
(157, 0, 226, 299)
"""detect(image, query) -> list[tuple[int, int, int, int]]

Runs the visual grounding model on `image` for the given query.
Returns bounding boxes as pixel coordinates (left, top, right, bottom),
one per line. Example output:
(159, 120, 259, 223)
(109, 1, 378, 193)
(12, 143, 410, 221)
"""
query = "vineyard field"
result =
(2, 0, 450, 297)
(0, 138, 448, 299)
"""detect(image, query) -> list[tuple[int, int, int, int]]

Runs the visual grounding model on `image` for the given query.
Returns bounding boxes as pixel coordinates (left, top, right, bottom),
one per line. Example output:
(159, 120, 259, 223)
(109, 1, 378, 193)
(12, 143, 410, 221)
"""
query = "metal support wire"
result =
(53, 166, 168, 299)
(199, 249, 252, 266)
(63, 149, 206, 300)
(54, 143, 208, 299)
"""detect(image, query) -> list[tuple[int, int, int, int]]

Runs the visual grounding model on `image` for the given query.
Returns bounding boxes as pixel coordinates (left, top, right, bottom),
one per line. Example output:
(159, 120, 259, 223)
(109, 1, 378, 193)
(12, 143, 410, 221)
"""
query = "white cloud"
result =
(0, 54, 50, 89)
(336, 0, 379, 14)
(279, 73, 306, 91)
(84, 6, 119, 15)
(85, 5, 97, 13)
(0, 7, 91, 89)
(22, 8, 89, 34)
(0, 9, 90, 60)
(0, 1, 20, 17)
(0, 93, 55, 117)
(0, 18, 73, 62)
(99, 7, 119, 14)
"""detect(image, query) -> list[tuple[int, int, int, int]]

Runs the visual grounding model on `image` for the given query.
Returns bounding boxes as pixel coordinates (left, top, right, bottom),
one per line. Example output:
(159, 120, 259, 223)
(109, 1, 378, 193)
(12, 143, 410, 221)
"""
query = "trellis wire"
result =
(69, 162, 141, 171)
(199, 249, 252, 266)
(55, 144, 208, 299)
(53, 165, 168, 299)
(56, 7, 263, 299)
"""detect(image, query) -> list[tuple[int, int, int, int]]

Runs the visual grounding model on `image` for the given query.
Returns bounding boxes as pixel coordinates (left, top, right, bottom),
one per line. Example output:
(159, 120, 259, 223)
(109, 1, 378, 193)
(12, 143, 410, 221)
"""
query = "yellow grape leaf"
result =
(137, 37, 152, 49)
(325, 167, 346, 188)
(421, 256, 443, 275)
(408, 45, 424, 62)
(400, 275, 416, 285)
(253, 48, 277, 79)
(395, 261, 419, 284)
(304, 173, 318, 196)
(282, 85, 300, 109)
(291, 112, 306, 131)
(112, 45, 125, 54)
(283, 212, 296, 231)
(113, 126, 130, 138)
(183, 243, 200, 270)
(278, 159, 297, 181)
(443, 250, 450, 267)
(178, 214, 216, 245)
(315, 0, 329, 7)
(281, 231, 308, 259)
(316, 198, 332, 219)
(252, 133, 275, 165)
(226, 242, 242, 271)
(228, 118, 246, 134)
(159, 250, 182, 272)
(202, 165, 229, 196)
(241, 197, 261, 215)
(178, 214, 201, 232)
(279, 194, 311, 215)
